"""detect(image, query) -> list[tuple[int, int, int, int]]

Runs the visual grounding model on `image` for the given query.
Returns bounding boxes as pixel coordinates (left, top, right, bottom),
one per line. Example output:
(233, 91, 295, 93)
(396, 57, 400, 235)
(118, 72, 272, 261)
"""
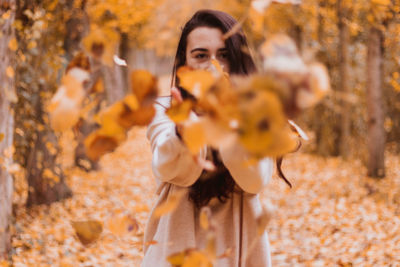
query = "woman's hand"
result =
(171, 86, 183, 103)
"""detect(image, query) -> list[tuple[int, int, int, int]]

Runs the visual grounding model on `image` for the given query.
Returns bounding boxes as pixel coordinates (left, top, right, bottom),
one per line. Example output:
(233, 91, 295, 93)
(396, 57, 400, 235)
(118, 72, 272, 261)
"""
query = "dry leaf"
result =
(71, 220, 103, 245)
(130, 70, 158, 104)
(182, 121, 207, 154)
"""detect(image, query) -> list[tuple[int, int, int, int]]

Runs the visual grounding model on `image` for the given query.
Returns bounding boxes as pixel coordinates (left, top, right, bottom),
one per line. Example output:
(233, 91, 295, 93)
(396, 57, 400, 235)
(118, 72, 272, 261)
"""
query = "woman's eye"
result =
(195, 54, 208, 59)
(218, 53, 229, 60)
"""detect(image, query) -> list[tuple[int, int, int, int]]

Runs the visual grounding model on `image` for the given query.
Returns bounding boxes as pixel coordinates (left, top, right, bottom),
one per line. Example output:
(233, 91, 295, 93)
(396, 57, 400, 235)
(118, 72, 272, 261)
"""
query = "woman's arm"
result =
(147, 97, 206, 187)
(219, 142, 274, 194)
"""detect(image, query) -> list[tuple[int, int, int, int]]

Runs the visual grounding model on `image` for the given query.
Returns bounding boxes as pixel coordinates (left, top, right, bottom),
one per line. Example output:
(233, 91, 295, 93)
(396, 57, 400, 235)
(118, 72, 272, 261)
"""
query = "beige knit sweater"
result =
(142, 97, 273, 267)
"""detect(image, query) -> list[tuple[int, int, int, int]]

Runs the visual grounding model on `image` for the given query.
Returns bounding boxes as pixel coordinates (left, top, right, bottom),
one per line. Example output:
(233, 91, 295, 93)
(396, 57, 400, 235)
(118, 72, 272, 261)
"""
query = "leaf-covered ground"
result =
(10, 128, 400, 266)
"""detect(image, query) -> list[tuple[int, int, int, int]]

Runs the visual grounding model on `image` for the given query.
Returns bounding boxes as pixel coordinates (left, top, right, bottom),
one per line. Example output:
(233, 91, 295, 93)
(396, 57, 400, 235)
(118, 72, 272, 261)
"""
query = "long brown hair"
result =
(172, 10, 290, 208)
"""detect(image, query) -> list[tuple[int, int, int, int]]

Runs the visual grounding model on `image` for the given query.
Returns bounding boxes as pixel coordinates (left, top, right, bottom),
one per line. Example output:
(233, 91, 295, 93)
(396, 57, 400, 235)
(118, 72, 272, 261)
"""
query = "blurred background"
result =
(0, 0, 399, 265)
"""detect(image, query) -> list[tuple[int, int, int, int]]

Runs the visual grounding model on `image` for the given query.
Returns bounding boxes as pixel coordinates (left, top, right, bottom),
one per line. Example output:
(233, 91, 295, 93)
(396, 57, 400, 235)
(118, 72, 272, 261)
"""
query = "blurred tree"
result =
(14, 0, 72, 206)
(0, 0, 15, 259)
(366, 25, 385, 177)
(337, 0, 351, 159)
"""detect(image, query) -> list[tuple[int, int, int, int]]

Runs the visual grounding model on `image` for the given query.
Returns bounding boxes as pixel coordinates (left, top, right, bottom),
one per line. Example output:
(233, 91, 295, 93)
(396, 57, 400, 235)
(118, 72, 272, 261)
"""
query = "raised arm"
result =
(146, 97, 206, 187)
(219, 141, 274, 194)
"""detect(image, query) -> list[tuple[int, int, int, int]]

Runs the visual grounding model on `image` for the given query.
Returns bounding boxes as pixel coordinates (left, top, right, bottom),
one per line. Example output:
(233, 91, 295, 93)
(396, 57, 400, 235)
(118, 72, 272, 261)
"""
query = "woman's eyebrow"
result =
(190, 48, 208, 53)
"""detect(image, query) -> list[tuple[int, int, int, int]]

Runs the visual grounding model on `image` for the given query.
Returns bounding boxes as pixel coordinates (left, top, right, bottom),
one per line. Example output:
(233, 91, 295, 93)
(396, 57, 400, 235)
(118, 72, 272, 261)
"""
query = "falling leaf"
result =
(0, 133, 4, 142)
(130, 70, 158, 104)
(153, 189, 186, 217)
(166, 100, 193, 123)
(71, 220, 103, 245)
(82, 24, 120, 65)
(177, 67, 216, 98)
(167, 249, 212, 267)
(182, 121, 207, 154)
(84, 133, 121, 161)
(238, 88, 298, 158)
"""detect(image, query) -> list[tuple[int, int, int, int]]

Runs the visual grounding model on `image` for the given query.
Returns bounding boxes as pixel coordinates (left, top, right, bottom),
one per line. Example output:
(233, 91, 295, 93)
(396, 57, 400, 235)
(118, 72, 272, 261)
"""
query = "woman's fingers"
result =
(171, 87, 183, 103)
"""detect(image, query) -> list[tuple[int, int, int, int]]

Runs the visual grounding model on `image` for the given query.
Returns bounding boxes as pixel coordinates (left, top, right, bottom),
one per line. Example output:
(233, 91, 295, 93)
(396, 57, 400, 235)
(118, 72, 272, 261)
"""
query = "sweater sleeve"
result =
(146, 97, 206, 187)
(219, 142, 274, 194)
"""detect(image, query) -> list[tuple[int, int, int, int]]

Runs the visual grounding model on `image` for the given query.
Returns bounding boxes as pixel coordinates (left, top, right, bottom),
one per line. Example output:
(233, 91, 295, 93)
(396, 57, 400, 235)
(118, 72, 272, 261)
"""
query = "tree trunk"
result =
(337, 0, 351, 158)
(26, 95, 72, 206)
(0, 0, 15, 258)
(366, 26, 385, 178)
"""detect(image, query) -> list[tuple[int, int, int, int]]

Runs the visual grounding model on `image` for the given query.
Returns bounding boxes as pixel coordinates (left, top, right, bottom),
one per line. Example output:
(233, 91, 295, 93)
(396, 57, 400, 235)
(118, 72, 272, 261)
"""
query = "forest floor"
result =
(9, 128, 400, 266)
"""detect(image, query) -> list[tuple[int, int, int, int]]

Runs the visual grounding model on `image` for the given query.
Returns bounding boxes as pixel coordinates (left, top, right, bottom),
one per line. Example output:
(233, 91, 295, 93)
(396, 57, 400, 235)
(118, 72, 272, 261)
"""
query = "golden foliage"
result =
(71, 220, 103, 245)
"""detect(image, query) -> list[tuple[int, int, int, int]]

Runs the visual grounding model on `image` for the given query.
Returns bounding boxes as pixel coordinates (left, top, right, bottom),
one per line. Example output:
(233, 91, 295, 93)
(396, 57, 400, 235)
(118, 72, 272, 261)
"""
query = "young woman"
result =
(142, 10, 273, 267)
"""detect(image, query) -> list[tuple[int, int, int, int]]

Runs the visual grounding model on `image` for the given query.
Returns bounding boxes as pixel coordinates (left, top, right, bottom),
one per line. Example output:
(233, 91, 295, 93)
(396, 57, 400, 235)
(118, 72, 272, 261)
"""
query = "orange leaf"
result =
(130, 70, 158, 104)
(71, 220, 103, 245)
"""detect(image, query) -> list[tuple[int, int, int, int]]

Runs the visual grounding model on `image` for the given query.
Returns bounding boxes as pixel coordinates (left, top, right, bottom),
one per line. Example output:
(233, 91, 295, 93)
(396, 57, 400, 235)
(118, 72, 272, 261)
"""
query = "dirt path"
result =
(11, 128, 400, 266)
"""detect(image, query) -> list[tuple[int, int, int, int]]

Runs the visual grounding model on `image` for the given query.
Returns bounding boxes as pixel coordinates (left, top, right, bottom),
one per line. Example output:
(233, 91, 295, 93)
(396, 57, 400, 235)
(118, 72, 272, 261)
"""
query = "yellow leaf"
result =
(182, 121, 207, 154)
(130, 70, 158, 104)
(84, 132, 121, 161)
(0, 133, 4, 142)
(82, 24, 119, 65)
(238, 88, 297, 158)
(166, 100, 193, 123)
(8, 38, 18, 51)
(71, 220, 103, 245)
(182, 250, 212, 267)
(177, 67, 216, 98)
(154, 189, 186, 217)
(6, 66, 14, 78)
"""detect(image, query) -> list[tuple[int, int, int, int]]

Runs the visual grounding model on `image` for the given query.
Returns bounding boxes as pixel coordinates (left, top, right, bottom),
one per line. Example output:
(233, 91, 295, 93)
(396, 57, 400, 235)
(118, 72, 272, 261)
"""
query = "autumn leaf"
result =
(237, 88, 298, 158)
(181, 120, 207, 154)
(82, 24, 120, 65)
(166, 100, 193, 123)
(71, 220, 103, 245)
(130, 70, 158, 104)
(167, 249, 212, 267)
(0, 133, 4, 142)
(177, 67, 216, 98)
(84, 132, 121, 161)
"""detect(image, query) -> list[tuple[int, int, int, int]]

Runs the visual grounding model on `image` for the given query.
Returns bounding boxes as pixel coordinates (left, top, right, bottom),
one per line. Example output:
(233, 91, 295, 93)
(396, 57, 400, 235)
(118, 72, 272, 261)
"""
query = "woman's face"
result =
(185, 26, 230, 73)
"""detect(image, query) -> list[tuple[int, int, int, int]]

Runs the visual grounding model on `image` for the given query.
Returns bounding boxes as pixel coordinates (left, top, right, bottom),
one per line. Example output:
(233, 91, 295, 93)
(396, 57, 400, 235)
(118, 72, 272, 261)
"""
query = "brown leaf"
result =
(71, 220, 103, 245)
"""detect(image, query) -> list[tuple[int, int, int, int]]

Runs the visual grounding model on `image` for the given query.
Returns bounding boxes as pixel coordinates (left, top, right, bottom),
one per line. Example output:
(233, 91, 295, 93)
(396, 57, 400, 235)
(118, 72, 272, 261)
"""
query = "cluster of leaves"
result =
(167, 34, 329, 165)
